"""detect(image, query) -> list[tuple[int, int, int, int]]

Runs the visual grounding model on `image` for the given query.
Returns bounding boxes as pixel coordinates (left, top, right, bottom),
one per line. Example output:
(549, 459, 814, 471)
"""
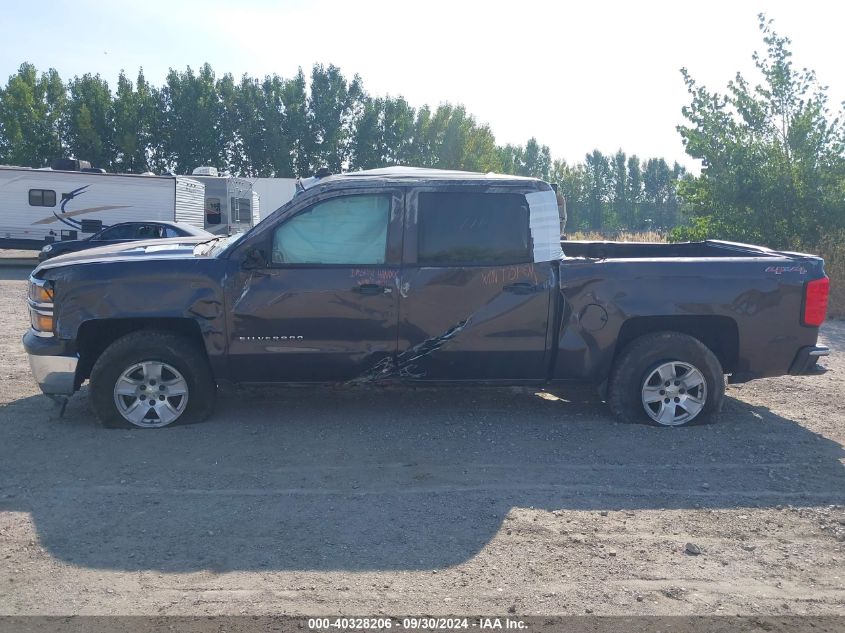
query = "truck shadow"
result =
(1, 384, 843, 572)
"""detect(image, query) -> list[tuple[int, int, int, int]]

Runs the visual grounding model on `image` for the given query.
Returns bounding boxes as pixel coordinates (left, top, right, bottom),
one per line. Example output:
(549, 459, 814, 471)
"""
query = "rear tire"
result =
(608, 331, 724, 427)
(90, 330, 216, 429)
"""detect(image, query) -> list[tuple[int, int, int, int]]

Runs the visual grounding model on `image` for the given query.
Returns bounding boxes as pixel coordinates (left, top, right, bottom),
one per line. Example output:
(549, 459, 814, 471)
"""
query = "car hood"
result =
(34, 236, 214, 272)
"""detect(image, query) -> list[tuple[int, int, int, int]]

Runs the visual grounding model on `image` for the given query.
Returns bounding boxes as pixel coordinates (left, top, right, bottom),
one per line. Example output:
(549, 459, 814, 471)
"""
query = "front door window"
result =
(272, 195, 390, 265)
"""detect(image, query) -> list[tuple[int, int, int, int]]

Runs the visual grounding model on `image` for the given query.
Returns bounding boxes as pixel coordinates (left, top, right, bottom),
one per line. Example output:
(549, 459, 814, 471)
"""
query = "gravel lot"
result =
(0, 266, 843, 616)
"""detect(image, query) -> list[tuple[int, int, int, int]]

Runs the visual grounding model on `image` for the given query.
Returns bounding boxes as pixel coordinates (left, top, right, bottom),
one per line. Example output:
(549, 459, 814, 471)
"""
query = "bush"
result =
(667, 217, 714, 242)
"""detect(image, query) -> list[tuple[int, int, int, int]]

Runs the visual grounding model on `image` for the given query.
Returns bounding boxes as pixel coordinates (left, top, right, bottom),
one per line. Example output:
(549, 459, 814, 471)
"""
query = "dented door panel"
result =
(396, 264, 555, 380)
(397, 185, 555, 381)
(226, 267, 399, 381)
(224, 189, 404, 382)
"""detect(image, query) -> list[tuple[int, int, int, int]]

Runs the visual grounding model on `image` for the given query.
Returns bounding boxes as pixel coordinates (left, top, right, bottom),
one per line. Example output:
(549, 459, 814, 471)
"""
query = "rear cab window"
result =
(416, 191, 531, 266)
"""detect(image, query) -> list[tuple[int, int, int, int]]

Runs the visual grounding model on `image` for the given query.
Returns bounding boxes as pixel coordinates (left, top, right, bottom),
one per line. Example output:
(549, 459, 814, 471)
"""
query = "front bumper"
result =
(788, 345, 830, 375)
(22, 330, 79, 395)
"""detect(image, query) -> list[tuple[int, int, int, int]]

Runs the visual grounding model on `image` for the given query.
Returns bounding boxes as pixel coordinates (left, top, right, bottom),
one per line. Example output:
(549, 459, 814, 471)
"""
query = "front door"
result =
(225, 189, 404, 382)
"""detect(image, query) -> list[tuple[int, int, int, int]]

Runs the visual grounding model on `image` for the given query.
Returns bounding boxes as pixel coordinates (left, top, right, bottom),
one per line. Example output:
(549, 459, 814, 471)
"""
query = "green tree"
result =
(160, 64, 224, 174)
(498, 143, 524, 175)
(626, 155, 643, 228)
(611, 150, 628, 227)
(260, 75, 295, 177)
(676, 14, 845, 247)
(307, 64, 363, 173)
(350, 95, 385, 169)
(112, 69, 157, 172)
(0, 63, 65, 167)
(381, 96, 416, 165)
(282, 69, 310, 177)
(65, 73, 115, 168)
(520, 138, 551, 180)
(350, 95, 417, 169)
(584, 150, 612, 230)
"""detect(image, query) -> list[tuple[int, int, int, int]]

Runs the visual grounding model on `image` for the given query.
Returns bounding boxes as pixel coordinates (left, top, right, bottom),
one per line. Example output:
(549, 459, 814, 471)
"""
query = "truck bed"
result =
(561, 239, 812, 261)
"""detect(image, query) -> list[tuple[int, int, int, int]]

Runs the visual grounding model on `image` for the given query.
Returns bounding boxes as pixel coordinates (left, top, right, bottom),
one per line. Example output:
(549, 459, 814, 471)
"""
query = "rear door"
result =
(225, 188, 404, 382)
(398, 187, 556, 381)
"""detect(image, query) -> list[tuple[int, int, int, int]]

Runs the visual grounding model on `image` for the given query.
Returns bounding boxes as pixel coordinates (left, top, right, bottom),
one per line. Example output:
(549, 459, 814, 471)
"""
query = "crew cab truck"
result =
(23, 167, 831, 429)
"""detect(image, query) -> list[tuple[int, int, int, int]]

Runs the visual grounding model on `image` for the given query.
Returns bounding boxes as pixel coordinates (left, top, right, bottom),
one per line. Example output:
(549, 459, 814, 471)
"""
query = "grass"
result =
(564, 229, 843, 319)
(566, 230, 668, 242)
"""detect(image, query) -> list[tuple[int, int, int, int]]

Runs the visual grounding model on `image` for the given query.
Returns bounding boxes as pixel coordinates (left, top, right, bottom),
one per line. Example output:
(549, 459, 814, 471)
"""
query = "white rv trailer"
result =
(249, 177, 298, 220)
(189, 167, 260, 235)
(0, 166, 205, 249)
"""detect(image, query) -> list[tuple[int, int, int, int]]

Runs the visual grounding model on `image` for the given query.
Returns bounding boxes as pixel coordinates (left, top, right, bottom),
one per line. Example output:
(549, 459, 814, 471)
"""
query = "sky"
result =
(1, 0, 844, 171)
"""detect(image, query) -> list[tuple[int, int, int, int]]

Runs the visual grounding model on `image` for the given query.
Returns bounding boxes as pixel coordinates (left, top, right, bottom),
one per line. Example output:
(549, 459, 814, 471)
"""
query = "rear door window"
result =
(97, 224, 138, 240)
(136, 224, 163, 239)
(417, 192, 531, 265)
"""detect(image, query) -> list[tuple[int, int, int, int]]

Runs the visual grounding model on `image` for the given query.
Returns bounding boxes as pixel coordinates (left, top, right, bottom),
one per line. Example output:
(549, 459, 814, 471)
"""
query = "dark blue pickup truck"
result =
(23, 167, 831, 429)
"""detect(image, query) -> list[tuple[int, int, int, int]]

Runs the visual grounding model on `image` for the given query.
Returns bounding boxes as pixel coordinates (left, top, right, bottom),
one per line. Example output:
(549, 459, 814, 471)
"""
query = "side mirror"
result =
(241, 247, 267, 270)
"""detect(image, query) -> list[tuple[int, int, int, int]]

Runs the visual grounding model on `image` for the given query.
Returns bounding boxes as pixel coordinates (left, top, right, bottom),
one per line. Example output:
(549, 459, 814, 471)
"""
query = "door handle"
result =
(356, 283, 388, 295)
(503, 282, 536, 295)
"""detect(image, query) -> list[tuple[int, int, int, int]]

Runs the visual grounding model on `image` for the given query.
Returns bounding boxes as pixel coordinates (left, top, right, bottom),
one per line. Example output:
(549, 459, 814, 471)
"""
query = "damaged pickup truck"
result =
(23, 167, 831, 429)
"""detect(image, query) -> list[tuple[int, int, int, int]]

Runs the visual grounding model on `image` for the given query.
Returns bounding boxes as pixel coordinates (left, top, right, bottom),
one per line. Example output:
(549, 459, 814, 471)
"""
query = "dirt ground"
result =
(0, 266, 843, 616)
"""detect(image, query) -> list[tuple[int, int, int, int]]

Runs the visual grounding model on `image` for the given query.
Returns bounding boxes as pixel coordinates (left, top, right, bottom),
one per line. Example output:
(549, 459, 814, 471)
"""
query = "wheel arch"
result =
(76, 318, 207, 387)
(614, 315, 739, 374)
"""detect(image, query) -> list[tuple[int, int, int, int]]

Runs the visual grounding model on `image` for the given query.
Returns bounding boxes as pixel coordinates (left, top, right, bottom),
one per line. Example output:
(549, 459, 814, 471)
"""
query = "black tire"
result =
(607, 331, 724, 427)
(89, 330, 216, 429)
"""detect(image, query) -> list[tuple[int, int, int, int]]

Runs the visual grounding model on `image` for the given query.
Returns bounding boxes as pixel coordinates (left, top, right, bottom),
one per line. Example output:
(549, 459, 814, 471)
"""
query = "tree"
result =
(583, 150, 612, 230)
(520, 138, 551, 180)
(65, 73, 115, 169)
(307, 64, 363, 173)
(0, 63, 65, 167)
(626, 155, 643, 228)
(350, 95, 417, 170)
(160, 64, 224, 174)
(260, 74, 295, 177)
(282, 69, 310, 177)
(611, 150, 628, 228)
(112, 69, 157, 173)
(676, 14, 845, 247)
(381, 96, 416, 165)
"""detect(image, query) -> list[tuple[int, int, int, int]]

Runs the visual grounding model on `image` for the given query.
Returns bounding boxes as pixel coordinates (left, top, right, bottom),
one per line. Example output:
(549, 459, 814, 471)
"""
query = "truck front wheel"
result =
(607, 331, 724, 427)
(89, 331, 216, 429)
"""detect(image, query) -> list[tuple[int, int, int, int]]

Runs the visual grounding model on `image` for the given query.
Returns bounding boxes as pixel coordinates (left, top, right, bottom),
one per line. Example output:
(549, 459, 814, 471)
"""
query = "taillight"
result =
(802, 277, 830, 327)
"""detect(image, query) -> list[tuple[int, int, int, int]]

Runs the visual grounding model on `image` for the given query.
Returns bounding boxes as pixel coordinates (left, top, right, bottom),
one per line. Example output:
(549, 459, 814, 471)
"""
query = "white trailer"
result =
(189, 171, 258, 235)
(249, 177, 298, 220)
(0, 166, 205, 249)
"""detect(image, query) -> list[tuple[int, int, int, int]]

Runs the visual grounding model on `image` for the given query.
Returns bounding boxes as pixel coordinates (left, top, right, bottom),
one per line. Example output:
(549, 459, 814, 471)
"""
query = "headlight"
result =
(28, 280, 54, 303)
(42, 244, 53, 253)
(28, 278, 55, 336)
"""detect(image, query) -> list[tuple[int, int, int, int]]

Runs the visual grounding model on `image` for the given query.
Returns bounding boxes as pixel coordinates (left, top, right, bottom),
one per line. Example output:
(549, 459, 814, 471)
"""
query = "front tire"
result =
(90, 331, 216, 429)
(607, 331, 724, 427)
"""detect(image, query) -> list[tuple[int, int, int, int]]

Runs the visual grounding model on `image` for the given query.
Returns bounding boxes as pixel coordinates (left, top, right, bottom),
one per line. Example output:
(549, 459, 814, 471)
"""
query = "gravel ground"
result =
(0, 267, 843, 616)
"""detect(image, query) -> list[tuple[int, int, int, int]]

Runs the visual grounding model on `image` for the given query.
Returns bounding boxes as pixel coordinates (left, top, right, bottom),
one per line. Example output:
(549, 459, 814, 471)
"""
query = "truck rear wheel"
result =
(607, 331, 724, 427)
(89, 331, 216, 429)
